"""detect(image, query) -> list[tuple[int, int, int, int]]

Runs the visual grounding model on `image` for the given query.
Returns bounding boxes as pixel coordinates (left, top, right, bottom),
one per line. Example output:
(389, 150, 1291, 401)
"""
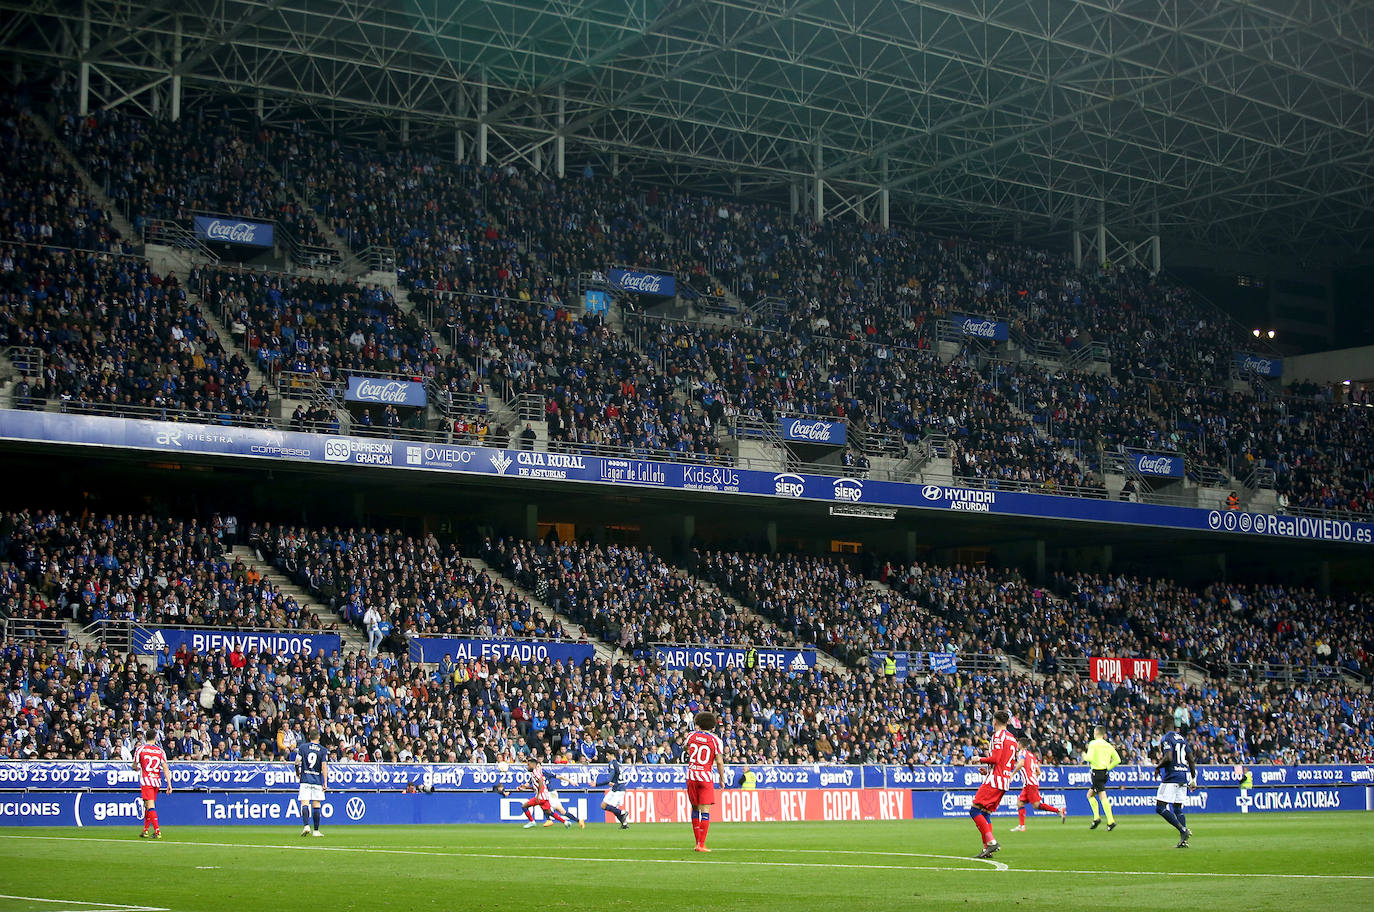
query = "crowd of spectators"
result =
(1, 637, 1368, 765)
(482, 537, 794, 654)
(58, 107, 333, 251)
(0, 246, 271, 423)
(253, 523, 573, 644)
(0, 509, 319, 630)
(0, 102, 127, 253)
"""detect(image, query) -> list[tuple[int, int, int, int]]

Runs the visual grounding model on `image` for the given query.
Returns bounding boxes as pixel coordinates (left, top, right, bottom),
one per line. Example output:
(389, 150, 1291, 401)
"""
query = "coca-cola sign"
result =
(1131, 452, 1184, 478)
(608, 268, 676, 297)
(952, 314, 1009, 341)
(345, 376, 427, 408)
(780, 418, 846, 445)
(1233, 352, 1283, 378)
(192, 216, 274, 248)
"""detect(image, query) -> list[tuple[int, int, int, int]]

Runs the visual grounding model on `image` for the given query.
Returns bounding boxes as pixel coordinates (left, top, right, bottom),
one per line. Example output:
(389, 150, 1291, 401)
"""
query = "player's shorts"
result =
(298, 783, 325, 804)
(140, 785, 161, 803)
(1018, 785, 1041, 805)
(1155, 782, 1188, 805)
(524, 798, 552, 812)
(686, 780, 715, 807)
(972, 785, 1006, 812)
(603, 788, 626, 807)
(1090, 770, 1110, 791)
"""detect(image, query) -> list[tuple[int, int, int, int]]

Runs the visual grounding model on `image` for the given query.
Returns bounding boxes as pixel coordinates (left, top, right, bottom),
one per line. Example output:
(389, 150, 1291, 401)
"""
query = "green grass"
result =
(1, 815, 1371, 911)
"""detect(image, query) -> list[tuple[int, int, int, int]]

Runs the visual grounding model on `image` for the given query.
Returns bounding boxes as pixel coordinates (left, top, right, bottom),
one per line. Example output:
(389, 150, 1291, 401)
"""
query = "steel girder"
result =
(0, 0, 1369, 262)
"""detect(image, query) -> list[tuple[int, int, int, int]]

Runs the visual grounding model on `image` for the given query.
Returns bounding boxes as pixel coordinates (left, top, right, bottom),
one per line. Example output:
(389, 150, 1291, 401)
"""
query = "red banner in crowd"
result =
(610, 788, 912, 825)
(1089, 656, 1159, 683)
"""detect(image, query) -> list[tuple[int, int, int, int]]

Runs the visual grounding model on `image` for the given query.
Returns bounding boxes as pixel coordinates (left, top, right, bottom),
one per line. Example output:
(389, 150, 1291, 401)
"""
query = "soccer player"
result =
(684, 710, 727, 853)
(1012, 732, 1065, 830)
(1084, 725, 1122, 831)
(133, 729, 171, 838)
(969, 710, 1020, 858)
(1154, 717, 1196, 847)
(599, 747, 630, 828)
(546, 771, 586, 830)
(520, 759, 571, 829)
(297, 726, 328, 837)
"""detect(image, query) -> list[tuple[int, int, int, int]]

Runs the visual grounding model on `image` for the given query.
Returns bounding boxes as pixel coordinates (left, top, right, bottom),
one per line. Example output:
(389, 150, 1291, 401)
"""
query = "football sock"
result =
(1038, 802, 1061, 815)
(301, 805, 311, 826)
(1018, 806, 1026, 826)
(142, 809, 152, 832)
(1087, 795, 1101, 820)
(969, 809, 993, 844)
(613, 807, 628, 823)
(1173, 804, 1187, 830)
(551, 810, 566, 823)
(1156, 801, 1183, 833)
(149, 809, 159, 833)
(699, 812, 710, 844)
(1100, 794, 1115, 825)
(524, 808, 535, 822)
(312, 806, 321, 830)
(563, 808, 580, 823)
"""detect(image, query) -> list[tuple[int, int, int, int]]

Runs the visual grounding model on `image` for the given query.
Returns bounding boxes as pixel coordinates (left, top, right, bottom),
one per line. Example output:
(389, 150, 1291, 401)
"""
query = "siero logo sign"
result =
(832, 478, 863, 503)
(774, 473, 806, 498)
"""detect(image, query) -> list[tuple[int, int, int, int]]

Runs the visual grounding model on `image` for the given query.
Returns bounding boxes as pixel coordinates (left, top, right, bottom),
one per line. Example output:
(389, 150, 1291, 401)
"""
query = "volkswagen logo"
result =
(345, 796, 366, 820)
(921, 485, 943, 501)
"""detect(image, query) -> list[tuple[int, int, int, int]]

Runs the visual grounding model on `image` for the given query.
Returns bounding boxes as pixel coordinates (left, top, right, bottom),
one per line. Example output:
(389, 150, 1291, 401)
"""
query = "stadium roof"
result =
(3, 0, 1372, 262)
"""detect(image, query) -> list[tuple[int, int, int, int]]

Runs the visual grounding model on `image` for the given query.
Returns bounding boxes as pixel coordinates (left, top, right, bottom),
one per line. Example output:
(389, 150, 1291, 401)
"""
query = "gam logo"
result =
(832, 478, 863, 502)
(773, 473, 806, 498)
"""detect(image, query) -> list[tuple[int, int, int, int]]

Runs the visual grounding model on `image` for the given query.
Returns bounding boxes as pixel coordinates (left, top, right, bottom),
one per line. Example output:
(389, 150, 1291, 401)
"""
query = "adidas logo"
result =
(789, 652, 809, 671)
(490, 451, 513, 475)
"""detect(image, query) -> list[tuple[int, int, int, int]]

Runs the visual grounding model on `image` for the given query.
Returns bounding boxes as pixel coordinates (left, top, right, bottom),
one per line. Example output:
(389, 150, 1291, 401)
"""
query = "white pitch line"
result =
(0, 833, 1006, 872)
(5, 834, 1374, 881)
(0, 896, 168, 912)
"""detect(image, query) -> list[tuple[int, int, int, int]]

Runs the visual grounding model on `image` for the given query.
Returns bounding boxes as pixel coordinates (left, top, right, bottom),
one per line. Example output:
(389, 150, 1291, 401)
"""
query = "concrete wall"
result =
(1284, 345, 1374, 386)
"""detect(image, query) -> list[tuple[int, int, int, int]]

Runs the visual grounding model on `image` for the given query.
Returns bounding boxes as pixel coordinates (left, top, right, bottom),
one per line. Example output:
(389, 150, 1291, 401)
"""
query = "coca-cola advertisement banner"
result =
(1128, 450, 1185, 478)
(608, 268, 676, 297)
(192, 216, 275, 248)
(1233, 352, 1283, 378)
(779, 417, 846, 445)
(1089, 656, 1160, 683)
(345, 376, 427, 408)
(953, 313, 1010, 341)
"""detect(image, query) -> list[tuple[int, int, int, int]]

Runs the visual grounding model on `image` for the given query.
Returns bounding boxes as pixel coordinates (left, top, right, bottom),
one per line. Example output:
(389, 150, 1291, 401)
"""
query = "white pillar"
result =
(1096, 223, 1107, 267)
(556, 88, 566, 178)
(78, 2, 91, 116)
(813, 141, 824, 222)
(455, 127, 465, 162)
(1151, 235, 1161, 274)
(1073, 230, 1083, 269)
(879, 156, 890, 229)
(611, 151, 620, 176)
(170, 16, 182, 122)
(478, 79, 489, 166)
(401, 118, 410, 144)
(789, 181, 799, 216)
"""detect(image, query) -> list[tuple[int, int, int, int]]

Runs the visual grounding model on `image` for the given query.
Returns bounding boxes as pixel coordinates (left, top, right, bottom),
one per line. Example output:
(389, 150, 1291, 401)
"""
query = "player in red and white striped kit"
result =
(684, 711, 727, 853)
(520, 759, 570, 829)
(969, 710, 1021, 858)
(1012, 732, 1065, 830)
(133, 729, 171, 838)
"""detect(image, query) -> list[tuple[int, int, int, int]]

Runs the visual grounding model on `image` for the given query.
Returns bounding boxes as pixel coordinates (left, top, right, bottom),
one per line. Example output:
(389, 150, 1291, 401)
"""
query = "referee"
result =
(1083, 725, 1122, 831)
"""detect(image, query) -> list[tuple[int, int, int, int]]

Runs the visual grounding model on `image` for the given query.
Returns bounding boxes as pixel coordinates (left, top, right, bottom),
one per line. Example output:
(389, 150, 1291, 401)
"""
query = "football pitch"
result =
(0, 815, 1370, 912)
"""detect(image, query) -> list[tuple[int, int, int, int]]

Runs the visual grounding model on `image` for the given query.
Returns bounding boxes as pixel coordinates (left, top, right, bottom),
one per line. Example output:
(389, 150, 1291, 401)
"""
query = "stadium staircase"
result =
(265, 162, 367, 276)
(229, 545, 370, 652)
(188, 291, 280, 412)
(462, 556, 625, 664)
(28, 111, 140, 243)
(688, 576, 850, 674)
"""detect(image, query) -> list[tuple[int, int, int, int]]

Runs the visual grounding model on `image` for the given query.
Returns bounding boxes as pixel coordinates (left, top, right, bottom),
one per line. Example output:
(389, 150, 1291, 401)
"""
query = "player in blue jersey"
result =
(1154, 717, 1196, 848)
(297, 727, 329, 837)
(599, 748, 630, 829)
